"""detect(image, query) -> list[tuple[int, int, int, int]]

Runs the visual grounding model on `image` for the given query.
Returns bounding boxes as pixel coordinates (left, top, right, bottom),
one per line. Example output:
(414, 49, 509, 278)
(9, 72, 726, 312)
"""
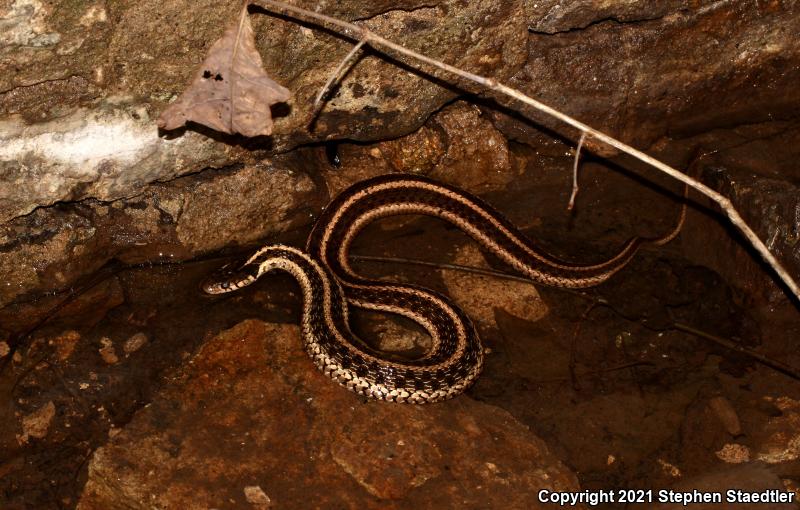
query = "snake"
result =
(202, 174, 684, 403)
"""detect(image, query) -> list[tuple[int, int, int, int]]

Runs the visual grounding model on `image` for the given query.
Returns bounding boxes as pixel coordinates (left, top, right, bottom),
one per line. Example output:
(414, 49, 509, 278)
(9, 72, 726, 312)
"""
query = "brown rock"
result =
(50, 330, 81, 363)
(498, 2, 800, 148)
(376, 123, 446, 176)
(716, 444, 751, 464)
(357, 315, 432, 355)
(0, 162, 317, 306)
(336, 101, 516, 193)
(1, 0, 528, 222)
(529, 1, 686, 34)
(17, 401, 56, 445)
(172, 163, 317, 254)
(0, 275, 124, 335)
(442, 244, 548, 326)
(98, 337, 119, 365)
(78, 320, 582, 509)
(423, 102, 516, 191)
(243, 485, 272, 508)
(708, 396, 742, 437)
(122, 332, 148, 355)
(682, 159, 800, 302)
(333, 101, 518, 196)
(754, 396, 800, 465)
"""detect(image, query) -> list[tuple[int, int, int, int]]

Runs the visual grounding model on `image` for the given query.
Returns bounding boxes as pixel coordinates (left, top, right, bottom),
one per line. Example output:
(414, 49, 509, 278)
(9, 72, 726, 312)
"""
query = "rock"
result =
(681, 159, 800, 302)
(122, 333, 148, 355)
(3, 0, 798, 311)
(0, 206, 100, 308)
(253, 0, 528, 146)
(78, 320, 582, 509)
(17, 401, 56, 444)
(98, 337, 119, 365)
(243, 485, 272, 508)
(422, 102, 514, 191)
(356, 314, 432, 355)
(0, 161, 317, 307)
(708, 396, 742, 436)
(753, 396, 800, 465)
(441, 244, 548, 326)
(0, 276, 124, 335)
(49, 330, 81, 363)
(716, 444, 751, 464)
(1, 0, 528, 221)
(495, 2, 800, 148)
(529, 1, 686, 34)
(0, 101, 236, 223)
(171, 163, 317, 255)
(377, 102, 517, 192)
(375, 123, 446, 176)
(324, 100, 521, 197)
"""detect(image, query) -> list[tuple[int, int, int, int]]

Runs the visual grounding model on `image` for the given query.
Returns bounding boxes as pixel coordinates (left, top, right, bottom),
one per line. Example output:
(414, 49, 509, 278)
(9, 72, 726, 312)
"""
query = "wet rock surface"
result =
(77, 320, 581, 510)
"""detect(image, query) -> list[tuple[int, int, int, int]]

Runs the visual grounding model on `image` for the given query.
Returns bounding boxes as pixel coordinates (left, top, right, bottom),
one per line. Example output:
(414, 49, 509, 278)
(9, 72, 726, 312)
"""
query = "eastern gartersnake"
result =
(203, 174, 683, 403)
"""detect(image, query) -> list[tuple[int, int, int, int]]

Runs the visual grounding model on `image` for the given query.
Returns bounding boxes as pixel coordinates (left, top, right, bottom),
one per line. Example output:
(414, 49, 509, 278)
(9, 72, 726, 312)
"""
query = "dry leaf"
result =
(158, 7, 291, 137)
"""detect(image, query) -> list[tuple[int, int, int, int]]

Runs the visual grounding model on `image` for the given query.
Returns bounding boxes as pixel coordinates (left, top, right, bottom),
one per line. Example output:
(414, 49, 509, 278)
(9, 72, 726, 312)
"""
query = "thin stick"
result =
(673, 322, 800, 380)
(567, 131, 587, 211)
(314, 38, 368, 107)
(528, 361, 654, 385)
(569, 300, 598, 391)
(353, 253, 800, 380)
(249, 0, 799, 302)
(350, 254, 539, 286)
(352, 253, 614, 306)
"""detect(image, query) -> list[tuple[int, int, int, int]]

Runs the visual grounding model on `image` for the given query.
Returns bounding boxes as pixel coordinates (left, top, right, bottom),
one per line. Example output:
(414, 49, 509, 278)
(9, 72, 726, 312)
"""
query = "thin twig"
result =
(527, 361, 654, 384)
(350, 254, 539, 286)
(315, 38, 368, 107)
(353, 253, 800, 381)
(569, 300, 598, 391)
(567, 131, 586, 211)
(249, 0, 799, 302)
(673, 322, 800, 380)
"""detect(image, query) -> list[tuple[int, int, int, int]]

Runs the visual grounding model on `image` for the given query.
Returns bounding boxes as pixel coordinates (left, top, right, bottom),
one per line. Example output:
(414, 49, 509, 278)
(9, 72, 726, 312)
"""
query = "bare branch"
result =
(249, 0, 799, 302)
(351, 254, 537, 285)
(315, 38, 368, 107)
(673, 322, 800, 380)
(568, 131, 586, 212)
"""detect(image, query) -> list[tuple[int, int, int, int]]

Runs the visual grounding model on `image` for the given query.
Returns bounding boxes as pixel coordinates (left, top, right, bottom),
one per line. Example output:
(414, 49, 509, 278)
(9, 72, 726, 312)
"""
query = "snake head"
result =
(200, 259, 257, 295)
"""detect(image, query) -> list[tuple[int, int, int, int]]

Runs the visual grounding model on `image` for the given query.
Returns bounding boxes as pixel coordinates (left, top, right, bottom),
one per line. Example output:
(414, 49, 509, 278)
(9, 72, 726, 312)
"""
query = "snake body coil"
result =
(203, 174, 681, 403)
